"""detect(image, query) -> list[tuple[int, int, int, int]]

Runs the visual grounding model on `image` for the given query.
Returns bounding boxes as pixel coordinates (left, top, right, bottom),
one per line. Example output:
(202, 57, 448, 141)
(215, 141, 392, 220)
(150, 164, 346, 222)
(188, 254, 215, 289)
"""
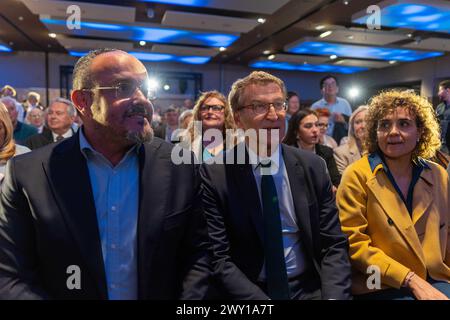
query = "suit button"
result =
(388, 218, 394, 226)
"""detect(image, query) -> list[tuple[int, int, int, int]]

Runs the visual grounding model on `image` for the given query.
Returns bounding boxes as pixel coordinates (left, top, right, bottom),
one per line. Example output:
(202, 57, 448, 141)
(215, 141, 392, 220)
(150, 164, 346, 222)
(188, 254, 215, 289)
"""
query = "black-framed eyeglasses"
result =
(237, 101, 287, 115)
(200, 104, 225, 113)
(83, 82, 156, 100)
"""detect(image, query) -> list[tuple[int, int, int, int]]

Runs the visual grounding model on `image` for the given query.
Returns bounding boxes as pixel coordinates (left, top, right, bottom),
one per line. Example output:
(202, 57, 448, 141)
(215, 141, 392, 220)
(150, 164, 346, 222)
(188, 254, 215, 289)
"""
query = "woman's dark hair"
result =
(283, 108, 318, 146)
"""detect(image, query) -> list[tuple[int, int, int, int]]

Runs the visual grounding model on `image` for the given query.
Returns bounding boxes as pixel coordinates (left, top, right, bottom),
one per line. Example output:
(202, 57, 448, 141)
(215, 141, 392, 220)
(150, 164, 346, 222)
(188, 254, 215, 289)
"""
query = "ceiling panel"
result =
(162, 10, 258, 33)
(250, 60, 368, 74)
(285, 38, 444, 62)
(21, 0, 135, 23)
(56, 37, 134, 51)
(151, 44, 217, 56)
(402, 37, 450, 52)
(352, 0, 450, 34)
(321, 28, 408, 45)
(334, 59, 391, 68)
(41, 18, 239, 47)
(138, 0, 290, 14)
(266, 53, 330, 64)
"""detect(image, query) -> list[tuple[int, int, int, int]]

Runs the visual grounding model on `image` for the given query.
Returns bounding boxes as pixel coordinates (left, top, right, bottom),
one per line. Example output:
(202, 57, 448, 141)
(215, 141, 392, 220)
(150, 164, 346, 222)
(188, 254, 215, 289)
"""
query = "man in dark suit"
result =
(0, 48, 209, 299)
(201, 71, 351, 300)
(153, 106, 179, 143)
(25, 98, 77, 150)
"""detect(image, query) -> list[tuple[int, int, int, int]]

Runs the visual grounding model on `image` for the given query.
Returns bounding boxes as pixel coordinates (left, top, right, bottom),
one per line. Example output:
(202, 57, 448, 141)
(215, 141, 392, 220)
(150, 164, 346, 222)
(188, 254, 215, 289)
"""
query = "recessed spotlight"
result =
(48, 33, 57, 38)
(139, 41, 146, 46)
(319, 31, 333, 38)
(257, 18, 266, 24)
(263, 50, 271, 55)
(406, 33, 413, 38)
(389, 60, 397, 64)
(268, 54, 276, 60)
(348, 87, 360, 99)
(18, 16, 24, 21)
(347, 35, 355, 40)
(303, 61, 308, 65)
(330, 55, 338, 60)
(163, 84, 170, 91)
(315, 25, 326, 30)
(219, 47, 226, 52)
(343, 0, 350, 5)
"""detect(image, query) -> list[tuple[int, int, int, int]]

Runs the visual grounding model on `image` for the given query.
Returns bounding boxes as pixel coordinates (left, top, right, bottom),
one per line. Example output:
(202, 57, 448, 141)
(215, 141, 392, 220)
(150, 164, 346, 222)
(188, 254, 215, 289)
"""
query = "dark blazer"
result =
(200, 144, 352, 300)
(0, 133, 210, 299)
(315, 144, 341, 187)
(24, 127, 53, 150)
(154, 123, 167, 140)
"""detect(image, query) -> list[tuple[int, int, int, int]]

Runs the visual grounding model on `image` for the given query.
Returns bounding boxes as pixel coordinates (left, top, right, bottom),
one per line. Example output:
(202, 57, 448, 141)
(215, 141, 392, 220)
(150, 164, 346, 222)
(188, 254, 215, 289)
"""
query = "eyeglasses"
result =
(317, 122, 328, 129)
(377, 119, 416, 132)
(238, 101, 287, 115)
(83, 82, 156, 100)
(200, 104, 225, 113)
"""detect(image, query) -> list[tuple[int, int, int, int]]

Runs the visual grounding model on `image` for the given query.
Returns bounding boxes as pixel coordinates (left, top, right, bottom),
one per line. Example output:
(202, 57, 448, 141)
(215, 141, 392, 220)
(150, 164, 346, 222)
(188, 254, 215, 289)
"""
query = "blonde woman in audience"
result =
(333, 105, 368, 174)
(315, 108, 338, 149)
(0, 102, 30, 181)
(337, 90, 450, 300)
(185, 91, 236, 161)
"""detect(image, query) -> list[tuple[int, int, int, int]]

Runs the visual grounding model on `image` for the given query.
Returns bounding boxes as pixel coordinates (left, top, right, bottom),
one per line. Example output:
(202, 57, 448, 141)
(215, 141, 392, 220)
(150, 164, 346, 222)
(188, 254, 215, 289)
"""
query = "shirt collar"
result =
(52, 128, 73, 141)
(247, 144, 282, 176)
(368, 151, 430, 174)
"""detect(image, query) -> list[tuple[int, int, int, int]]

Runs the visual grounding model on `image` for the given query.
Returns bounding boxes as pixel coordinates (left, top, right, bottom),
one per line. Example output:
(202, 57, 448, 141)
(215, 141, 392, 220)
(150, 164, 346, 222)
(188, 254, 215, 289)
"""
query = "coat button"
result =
(388, 218, 394, 226)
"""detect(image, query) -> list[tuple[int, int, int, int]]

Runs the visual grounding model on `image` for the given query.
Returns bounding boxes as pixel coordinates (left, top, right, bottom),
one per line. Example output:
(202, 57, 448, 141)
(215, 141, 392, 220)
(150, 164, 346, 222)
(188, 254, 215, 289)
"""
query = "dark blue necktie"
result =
(260, 162, 290, 300)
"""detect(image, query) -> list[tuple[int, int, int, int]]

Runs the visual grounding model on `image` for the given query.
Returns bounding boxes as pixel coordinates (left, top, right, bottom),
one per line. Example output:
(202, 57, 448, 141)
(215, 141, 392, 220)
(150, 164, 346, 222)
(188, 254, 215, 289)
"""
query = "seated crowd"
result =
(0, 48, 448, 300)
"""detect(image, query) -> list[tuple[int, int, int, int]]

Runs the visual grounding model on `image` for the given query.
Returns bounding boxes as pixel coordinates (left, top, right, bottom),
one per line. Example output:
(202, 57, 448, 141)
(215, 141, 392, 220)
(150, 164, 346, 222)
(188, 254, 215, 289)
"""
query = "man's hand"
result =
(407, 275, 449, 300)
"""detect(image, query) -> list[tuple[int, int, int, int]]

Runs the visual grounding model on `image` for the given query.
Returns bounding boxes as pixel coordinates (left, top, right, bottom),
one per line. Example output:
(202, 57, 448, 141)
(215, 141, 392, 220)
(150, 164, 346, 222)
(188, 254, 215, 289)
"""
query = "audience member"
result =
(201, 71, 351, 300)
(25, 98, 76, 150)
(337, 90, 450, 300)
(283, 109, 341, 189)
(311, 75, 352, 144)
(0, 96, 37, 144)
(178, 109, 193, 130)
(315, 108, 338, 149)
(0, 48, 210, 299)
(25, 108, 45, 133)
(154, 106, 179, 142)
(0, 102, 30, 179)
(333, 105, 368, 174)
(0, 85, 16, 99)
(437, 79, 450, 153)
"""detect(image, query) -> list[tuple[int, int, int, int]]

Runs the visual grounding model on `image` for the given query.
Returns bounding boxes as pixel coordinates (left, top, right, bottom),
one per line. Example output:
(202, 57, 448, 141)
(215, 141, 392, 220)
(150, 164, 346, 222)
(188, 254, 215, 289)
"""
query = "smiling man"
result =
(0, 49, 210, 300)
(201, 71, 351, 300)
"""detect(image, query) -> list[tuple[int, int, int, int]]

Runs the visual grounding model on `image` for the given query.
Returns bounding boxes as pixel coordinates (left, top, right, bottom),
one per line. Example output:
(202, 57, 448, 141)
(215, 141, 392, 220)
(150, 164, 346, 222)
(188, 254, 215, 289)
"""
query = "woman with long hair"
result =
(333, 105, 368, 174)
(185, 91, 236, 161)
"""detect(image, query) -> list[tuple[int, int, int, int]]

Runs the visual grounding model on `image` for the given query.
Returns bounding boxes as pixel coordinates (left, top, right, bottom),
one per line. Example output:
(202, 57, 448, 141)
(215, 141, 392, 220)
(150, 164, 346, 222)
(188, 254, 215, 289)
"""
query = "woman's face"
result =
(376, 107, 421, 160)
(287, 95, 300, 115)
(298, 114, 320, 146)
(200, 97, 225, 131)
(353, 110, 367, 142)
(317, 116, 329, 137)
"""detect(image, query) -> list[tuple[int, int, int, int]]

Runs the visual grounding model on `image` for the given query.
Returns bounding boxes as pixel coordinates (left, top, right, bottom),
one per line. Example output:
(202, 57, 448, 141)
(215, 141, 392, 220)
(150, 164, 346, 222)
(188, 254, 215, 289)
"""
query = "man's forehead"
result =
(90, 52, 148, 81)
(243, 82, 283, 98)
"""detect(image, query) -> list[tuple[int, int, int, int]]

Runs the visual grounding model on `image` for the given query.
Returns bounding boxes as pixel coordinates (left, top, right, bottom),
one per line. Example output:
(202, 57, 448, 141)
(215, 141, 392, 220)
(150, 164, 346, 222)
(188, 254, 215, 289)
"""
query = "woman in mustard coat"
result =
(337, 90, 450, 300)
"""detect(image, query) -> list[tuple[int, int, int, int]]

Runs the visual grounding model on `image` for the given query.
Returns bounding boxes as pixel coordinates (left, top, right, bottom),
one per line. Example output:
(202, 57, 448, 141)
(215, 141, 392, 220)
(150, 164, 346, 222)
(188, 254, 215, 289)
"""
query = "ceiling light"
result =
(389, 60, 397, 64)
(257, 18, 266, 24)
(48, 33, 57, 38)
(348, 87, 360, 98)
(163, 84, 170, 91)
(347, 35, 354, 40)
(268, 54, 276, 60)
(148, 78, 160, 91)
(406, 33, 413, 38)
(315, 25, 326, 30)
(330, 55, 338, 60)
(263, 50, 271, 55)
(343, 0, 350, 5)
(319, 31, 333, 38)
(18, 16, 24, 21)
(219, 46, 226, 52)
(139, 41, 146, 46)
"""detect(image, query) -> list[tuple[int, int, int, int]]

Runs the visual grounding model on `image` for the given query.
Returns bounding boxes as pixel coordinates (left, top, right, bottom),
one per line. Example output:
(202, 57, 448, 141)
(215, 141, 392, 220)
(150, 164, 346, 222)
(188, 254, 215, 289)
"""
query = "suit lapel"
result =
(281, 145, 314, 257)
(136, 140, 171, 298)
(366, 170, 426, 265)
(43, 134, 107, 299)
(412, 170, 433, 225)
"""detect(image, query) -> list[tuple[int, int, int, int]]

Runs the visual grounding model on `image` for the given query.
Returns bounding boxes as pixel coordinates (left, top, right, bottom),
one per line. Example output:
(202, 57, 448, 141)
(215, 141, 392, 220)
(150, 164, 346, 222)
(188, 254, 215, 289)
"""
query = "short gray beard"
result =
(126, 127, 154, 144)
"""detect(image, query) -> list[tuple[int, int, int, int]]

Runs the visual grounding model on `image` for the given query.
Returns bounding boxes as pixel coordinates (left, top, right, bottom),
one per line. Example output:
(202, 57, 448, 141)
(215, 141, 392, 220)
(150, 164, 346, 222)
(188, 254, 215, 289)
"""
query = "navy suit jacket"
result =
(0, 133, 210, 299)
(200, 143, 352, 299)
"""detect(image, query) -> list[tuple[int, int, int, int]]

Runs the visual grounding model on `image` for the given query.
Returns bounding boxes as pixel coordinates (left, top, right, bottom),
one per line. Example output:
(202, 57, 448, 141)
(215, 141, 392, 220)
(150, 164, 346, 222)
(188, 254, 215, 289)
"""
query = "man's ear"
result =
(71, 89, 92, 117)
(233, 111, 242, 129)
